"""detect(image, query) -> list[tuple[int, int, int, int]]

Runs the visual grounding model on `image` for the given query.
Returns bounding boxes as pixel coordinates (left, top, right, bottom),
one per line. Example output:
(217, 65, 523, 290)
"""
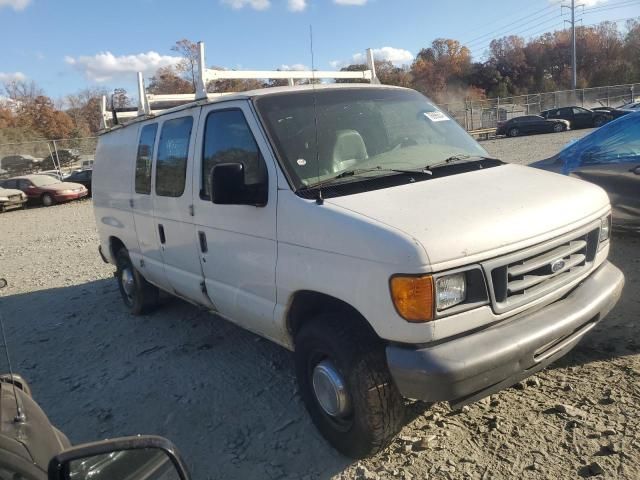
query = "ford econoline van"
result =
(93, 52, 624, 458)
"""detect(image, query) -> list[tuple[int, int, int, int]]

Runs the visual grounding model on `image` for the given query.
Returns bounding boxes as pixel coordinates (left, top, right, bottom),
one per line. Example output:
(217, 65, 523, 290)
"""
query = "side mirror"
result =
(209, 162, 267, 207)
(48, 435, 190, 480)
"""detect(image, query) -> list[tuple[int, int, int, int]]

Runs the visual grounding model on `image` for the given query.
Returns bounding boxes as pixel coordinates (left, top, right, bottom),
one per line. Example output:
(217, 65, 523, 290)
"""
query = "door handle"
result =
(158, 224, 166, 244)
(198, 231, 208, 253)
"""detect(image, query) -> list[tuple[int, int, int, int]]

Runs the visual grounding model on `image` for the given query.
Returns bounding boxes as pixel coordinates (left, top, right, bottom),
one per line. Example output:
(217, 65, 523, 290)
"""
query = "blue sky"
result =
(0, 0, 638, 100)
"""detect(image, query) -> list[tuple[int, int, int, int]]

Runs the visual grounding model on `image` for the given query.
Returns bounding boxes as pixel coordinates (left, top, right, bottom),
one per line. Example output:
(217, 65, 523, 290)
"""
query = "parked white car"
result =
(0, 186, 27, 212)
(94, 82, 624, 458)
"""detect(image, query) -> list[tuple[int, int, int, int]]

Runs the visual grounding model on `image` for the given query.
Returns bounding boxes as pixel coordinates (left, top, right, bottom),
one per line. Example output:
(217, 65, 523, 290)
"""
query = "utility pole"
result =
(571, 0, 577, 90)
(563, 1, 579, 90)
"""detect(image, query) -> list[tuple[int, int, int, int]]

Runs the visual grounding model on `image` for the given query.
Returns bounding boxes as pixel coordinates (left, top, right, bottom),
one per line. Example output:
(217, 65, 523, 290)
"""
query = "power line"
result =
(467, 15, 564, 52)
(582, 0, 640, 13)
(461, 5, 557, 46)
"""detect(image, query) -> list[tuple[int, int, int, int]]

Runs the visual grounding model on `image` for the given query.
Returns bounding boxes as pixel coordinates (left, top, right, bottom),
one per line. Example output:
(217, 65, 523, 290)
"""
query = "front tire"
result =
(294, 313, 406, 458)
(41, 193, 54, 207)
(508, 127, 520, 137)
(593, 116, 606, 127)
(115, 249, 159, 315)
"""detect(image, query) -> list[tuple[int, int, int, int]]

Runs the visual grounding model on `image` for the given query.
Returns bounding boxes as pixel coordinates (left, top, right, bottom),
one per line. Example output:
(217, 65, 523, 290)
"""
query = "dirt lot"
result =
(0, 129, 638, 480)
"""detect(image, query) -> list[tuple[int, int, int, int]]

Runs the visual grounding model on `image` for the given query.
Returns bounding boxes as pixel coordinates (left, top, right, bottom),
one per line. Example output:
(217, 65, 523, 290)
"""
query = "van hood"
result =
(326, 164, 610, 270)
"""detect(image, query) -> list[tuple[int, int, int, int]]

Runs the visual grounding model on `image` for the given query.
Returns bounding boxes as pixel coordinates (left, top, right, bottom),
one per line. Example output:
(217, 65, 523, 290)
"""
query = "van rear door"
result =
(130, 122, 170, 290)
(152, 109, 212, 306)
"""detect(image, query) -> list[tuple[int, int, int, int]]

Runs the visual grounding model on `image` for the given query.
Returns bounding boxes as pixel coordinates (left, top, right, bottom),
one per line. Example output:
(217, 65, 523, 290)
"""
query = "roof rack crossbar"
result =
(100, 41, 378, 129)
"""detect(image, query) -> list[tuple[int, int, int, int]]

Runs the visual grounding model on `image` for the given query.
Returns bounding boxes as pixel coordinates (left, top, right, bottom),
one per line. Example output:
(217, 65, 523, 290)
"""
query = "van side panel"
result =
(93, 126, 141, 264)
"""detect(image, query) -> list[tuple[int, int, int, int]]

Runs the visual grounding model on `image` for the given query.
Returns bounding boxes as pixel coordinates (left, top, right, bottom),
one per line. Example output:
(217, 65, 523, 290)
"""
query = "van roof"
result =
(101, 83, 409, 135)
(100, 41, 388, 133)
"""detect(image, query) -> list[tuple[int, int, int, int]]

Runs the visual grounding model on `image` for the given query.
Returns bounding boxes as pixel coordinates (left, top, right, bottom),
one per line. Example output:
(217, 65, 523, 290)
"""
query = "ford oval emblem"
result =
(551, 259, 565, 273)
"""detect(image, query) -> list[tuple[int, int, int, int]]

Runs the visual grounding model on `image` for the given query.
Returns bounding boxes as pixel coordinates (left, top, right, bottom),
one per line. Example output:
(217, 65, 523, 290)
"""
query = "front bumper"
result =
(0, 198, 27, 209)
(386, 261, 624, 408)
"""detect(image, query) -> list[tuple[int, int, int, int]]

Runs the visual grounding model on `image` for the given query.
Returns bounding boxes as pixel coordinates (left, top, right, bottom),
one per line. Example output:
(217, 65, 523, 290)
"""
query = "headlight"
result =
(0, 197, 8, 202)
(435, 273, 467, 311)
(599, 214, 611, 243)
(61, 189, 73, 194)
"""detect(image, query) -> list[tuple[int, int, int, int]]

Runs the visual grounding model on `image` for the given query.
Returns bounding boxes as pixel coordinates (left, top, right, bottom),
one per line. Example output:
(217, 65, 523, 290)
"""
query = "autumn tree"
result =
(66, 87, 108, 135)
(411, 39, 471, 101)
(16, 95, 74, 139)
(147, 66, 194, 94)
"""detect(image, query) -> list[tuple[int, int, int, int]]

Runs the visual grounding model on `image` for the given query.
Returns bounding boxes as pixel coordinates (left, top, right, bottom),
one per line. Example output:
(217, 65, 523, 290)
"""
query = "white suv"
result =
(94, 83, 624, 458)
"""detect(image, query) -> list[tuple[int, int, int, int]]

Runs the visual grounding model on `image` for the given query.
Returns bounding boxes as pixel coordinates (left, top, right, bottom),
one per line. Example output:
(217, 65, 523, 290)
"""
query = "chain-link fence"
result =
(0, 137, 98, 180)
(441, 83, 639, 131)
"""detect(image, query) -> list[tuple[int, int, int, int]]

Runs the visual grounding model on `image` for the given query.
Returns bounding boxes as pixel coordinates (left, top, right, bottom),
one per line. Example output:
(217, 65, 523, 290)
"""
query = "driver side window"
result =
(201, 109, 267, 200)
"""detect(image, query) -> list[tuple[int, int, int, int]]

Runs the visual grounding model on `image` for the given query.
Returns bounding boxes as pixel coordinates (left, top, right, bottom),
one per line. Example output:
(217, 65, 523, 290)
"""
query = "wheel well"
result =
(287, 291, 378, 340)
(108, 236, 126, 262)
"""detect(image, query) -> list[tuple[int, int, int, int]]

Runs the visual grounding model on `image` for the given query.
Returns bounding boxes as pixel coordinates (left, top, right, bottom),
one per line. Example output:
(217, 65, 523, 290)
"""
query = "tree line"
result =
(1, 18, 638, 143)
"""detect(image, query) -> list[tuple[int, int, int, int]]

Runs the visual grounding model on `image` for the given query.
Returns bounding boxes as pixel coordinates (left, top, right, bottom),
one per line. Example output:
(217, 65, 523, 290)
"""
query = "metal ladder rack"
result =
(101, 42, 379, 129)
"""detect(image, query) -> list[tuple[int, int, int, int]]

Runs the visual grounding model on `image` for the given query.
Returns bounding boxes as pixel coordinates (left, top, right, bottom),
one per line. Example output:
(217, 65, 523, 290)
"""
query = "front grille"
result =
(8, 195, 20, 201)
(484, 223, 600, 314)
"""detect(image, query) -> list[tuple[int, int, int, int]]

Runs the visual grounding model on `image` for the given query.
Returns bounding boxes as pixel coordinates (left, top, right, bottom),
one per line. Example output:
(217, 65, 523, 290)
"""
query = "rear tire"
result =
(553, 123, 565, 133)
(41, 193, 54, 207)
(508, 127, 520, 137)
(115, 249, 159, 315)
(294, 313, 406, 458)
(593, 116, 606, 127)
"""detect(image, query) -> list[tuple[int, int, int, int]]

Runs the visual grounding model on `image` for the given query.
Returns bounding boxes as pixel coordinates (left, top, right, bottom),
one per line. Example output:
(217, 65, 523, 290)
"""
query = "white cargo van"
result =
(93, 44, 624, 458)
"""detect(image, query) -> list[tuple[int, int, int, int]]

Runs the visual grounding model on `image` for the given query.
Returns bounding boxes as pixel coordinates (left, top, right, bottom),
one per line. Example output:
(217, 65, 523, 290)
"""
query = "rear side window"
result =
(156, 117, 193, 197)
(201, 109, 266, 199)
(135, 124, 157, 195)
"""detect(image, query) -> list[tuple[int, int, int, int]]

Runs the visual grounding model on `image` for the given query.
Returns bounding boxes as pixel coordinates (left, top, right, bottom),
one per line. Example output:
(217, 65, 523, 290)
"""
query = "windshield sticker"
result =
(297, 158, 307, 166)
(424, 111, 449, 122)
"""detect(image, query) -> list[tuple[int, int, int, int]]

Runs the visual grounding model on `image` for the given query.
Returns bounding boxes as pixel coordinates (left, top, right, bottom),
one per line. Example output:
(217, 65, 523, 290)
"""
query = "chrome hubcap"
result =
(312, 360, 351, 417)
(121, 268, 135, 299)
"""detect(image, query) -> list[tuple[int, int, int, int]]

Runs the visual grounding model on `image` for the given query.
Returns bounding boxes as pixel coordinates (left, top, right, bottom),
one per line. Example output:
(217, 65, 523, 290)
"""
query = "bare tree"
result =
(3, 79, 44, 102)
(171, 39, 199, 91)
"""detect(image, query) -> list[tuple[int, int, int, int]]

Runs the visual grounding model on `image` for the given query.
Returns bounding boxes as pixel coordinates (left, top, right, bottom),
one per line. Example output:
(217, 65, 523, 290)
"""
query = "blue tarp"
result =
(559, 111, 640, 174)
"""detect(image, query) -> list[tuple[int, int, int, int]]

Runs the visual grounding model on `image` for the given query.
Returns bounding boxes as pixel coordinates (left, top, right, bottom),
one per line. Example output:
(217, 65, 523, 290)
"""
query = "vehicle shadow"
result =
(0, 279, 352, 479)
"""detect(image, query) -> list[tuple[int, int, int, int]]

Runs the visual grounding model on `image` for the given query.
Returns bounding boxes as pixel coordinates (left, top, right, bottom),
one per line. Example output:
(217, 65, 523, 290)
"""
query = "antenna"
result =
(0, 279, 25, 423)
(309, 25, 323, 205)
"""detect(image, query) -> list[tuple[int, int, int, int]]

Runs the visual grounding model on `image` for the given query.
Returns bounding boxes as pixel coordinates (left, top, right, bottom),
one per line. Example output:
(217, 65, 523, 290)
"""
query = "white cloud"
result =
(65, 51, 182, 83)
(288, 0, 306, 11)
(0, 72, 27, 82)
(331, 47, 414, 68)
(0, 0, 31, 11)
(334, 0, 368, 5)
(222, 0, 271, 10)
(279, 63, 309, 71)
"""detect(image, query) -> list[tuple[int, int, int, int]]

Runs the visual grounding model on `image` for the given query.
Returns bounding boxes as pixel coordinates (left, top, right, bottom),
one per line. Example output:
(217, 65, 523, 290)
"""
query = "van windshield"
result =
(255, 88, 488, 190)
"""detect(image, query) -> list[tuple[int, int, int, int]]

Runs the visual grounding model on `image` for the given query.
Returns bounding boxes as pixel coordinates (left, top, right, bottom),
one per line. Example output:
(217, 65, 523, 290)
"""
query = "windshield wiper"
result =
(302, 166, 427, 190)
(425, 155, 500, 171)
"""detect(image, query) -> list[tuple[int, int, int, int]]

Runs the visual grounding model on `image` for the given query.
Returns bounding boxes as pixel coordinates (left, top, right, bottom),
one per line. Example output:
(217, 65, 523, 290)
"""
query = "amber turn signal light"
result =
(389, 275, 434, 323)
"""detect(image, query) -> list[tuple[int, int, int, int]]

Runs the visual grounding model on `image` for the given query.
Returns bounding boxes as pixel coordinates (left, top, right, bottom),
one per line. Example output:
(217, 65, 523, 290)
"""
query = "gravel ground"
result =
(0, 129, 638, 480)
(481, 128, 594, 165)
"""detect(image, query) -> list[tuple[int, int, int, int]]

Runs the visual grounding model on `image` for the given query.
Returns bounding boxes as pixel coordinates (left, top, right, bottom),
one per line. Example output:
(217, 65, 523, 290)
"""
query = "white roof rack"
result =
(101, 41, 379, 129)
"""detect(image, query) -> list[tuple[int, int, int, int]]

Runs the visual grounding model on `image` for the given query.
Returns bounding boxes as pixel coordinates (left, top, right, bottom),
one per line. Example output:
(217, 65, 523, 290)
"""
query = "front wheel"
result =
(593, 116, 607, 127)
(508, 127, 520, 137)
(294, 313, 406, 458)
(115, 249, 159, 315)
